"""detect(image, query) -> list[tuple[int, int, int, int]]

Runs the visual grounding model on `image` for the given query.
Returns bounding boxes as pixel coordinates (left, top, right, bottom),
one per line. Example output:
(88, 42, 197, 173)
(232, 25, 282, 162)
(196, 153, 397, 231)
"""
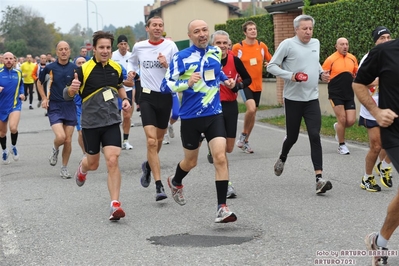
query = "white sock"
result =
(382, 160, 391, 169)
(377, 232, 388, 248)
(364, 174, 372, 181)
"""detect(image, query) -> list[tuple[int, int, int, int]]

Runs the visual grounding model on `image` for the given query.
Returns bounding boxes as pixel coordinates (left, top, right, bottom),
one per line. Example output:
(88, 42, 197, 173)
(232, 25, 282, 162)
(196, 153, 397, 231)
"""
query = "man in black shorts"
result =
(66, 31, 131, 221)
(161, 19, 237, 223)
(127, 16, 179, 202)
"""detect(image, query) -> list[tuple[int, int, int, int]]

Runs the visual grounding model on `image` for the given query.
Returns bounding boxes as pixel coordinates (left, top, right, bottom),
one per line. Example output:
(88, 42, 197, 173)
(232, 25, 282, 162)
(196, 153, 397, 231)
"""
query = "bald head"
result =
(3, 52, 15, 70)
(335, 37, 349, 56)
(187, 19, 209, 49)
(56, 41, 71, 64)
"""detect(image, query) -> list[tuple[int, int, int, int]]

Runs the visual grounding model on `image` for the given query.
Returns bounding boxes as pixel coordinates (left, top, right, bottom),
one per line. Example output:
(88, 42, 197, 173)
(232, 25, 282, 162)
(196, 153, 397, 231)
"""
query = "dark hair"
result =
(242, 21, 256, 33)
(146, 16, 163, 27)
(93, 31, 114, 47)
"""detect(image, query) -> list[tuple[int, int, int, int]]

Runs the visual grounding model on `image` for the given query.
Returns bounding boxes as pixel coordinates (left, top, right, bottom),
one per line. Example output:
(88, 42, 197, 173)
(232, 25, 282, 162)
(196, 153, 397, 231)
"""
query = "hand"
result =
(41, 98, 49, 109)
(294, 72, 308, 82)
(157, 53, 168, 68)
(224, 78, 236, 89)
(0, 86, 3, 93)
(373, 108, 398, 127)
(69, 73, 81, 94)
(320, 71, 330, 82)
(188, 72, 201, 87)
(128, 71, 136, 80)
(19, 94, 25, 101)
(122, 99, 131, 111)
(263, 61, 269, 68)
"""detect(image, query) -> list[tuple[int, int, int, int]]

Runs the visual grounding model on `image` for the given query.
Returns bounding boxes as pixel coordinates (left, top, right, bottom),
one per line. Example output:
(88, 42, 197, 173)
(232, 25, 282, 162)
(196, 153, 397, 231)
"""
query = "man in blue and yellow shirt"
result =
(0, 52, 25, 164)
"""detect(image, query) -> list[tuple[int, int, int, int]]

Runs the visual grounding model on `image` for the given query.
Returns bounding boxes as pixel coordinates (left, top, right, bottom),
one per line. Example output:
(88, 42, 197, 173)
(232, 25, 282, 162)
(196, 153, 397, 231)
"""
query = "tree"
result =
(0, 6, 53, 57)
(132, 21, 147, 41)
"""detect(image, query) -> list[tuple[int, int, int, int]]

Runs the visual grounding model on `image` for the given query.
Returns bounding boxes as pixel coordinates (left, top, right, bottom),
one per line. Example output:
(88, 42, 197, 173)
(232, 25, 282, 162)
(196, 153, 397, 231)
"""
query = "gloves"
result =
(294, 72, 308, 82)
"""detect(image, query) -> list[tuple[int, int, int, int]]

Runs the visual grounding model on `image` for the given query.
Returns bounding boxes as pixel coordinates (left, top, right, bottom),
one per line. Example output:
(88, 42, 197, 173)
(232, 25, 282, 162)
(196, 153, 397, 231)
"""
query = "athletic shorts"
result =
(180, 114, 226, 150)
(221, 100, 238, 138)
(139, 90, 172, 129)
(242, 87, 261, 107)
(329, 98, 356, 110)
(126, 90, 133, 100)
(359, 116, 379, 129)
(0, 103, 22, 122)
(134, 79, 142, 105)
(82, 123, 121, 155)
(48, 101, 77, 126)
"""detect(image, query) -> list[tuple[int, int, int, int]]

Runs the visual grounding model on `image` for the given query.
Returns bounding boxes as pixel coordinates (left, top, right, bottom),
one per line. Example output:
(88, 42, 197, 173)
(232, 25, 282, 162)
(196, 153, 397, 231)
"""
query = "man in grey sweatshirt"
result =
(267, 14, 332, 194)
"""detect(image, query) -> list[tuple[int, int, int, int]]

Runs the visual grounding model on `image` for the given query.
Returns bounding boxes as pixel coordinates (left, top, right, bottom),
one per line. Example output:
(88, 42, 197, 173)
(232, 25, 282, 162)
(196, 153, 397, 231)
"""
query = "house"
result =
(144, 0, 267, 43)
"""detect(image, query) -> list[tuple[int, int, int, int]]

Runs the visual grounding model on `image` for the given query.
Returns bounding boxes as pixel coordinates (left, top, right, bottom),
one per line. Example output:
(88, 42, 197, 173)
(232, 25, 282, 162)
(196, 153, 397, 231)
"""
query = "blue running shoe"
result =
(155, 186, 167, 201)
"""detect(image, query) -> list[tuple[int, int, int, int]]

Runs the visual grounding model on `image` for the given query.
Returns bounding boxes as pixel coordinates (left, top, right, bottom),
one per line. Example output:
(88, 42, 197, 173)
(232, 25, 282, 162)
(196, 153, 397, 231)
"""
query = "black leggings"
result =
(281, 98, 323, 171)
(24, 83, 34, 104)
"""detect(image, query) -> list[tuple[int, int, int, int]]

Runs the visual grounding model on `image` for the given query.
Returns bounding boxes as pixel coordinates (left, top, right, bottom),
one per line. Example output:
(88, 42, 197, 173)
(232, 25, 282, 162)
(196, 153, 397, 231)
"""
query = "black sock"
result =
(145, 161, 151, 172)
(216, 180, 229, 207)
(316, 173, 322, 182)
(172, 163, 188, 186)
(155, 180, 163, 189)
(11, 132, 18, 146)
(0, 136, 6, 150)
(123, 134, 129, 141)
(279, 154, 287, 163)
(339, 142, 345, 146)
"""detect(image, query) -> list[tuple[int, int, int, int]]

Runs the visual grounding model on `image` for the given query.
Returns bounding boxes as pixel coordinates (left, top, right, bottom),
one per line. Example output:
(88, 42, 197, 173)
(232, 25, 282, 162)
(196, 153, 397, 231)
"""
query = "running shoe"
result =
(360, 176, 381, 192)
(37, 101, 41, 108)
(11, 146, 19, 161)
(75, 162, 87, 187)
(337, 144, 350, 155)
(364, 232, 389, 266)
(215, 204, 237, 223)
(168, 124, 175, 138)
(167, 175, 186, 206)
(122, 140, 133, 150)
(236, 133, 246, 148)
(333, 122, 338, 142)
(226, 182, 237, 198)
(242, 142, 254, 154)
(60, 166, 72, 179)
(49, 147, 59, 166)
(199, 133, 206, 142)
(140, 161, 151, 188)
(109, 201, 125, 221)
(316, 178, 332, 194)
(155, 186, 168, 201)
(29, 106, 34, 110)
(274, 158, 285, 176)
(2, 149, 10, 165)
(375, 162, 393, 188)
(162, 134, 170, 145)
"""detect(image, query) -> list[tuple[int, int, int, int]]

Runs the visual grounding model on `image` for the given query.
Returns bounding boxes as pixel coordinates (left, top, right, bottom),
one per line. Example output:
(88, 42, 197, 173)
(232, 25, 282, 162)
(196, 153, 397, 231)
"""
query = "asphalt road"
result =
(1, 102, 398, 266)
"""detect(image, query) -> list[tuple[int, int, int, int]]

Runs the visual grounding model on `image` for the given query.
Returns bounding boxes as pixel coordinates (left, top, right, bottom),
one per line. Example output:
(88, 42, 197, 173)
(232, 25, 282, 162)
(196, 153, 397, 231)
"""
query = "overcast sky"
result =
(0, 0, 247, 33)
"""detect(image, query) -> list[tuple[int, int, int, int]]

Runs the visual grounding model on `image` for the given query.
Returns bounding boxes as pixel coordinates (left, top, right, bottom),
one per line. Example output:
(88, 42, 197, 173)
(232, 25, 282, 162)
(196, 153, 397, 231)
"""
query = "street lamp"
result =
(92, 11, 104, 30)
(87, 0, 98, 30)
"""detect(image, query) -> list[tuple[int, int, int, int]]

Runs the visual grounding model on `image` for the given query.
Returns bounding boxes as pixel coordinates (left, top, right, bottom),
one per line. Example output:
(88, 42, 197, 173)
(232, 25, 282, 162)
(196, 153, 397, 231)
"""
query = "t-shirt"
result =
(232, 40, 272, 92)
(20, 62, 36, 84)
(267, 36, 323, 102)
(128, 39, 179, 92)
(354, 39, 399, 149)
(322, 51, 358, 101)
(161, 45, 227, 119)
(112, 50, 133, 92)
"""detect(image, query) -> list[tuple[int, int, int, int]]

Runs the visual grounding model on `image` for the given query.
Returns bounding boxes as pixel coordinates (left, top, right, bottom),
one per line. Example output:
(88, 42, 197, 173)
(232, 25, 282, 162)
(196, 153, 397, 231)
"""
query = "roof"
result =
(145, 0, 242, 21)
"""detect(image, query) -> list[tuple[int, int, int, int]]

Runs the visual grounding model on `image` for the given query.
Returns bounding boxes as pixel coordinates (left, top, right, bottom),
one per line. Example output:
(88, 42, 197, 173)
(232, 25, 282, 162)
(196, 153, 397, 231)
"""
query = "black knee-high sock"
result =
(11, 132, 18, 146)
(172, 163, 188, 186)
(0, 136, 6, 150)
(216, 180, 229, 206)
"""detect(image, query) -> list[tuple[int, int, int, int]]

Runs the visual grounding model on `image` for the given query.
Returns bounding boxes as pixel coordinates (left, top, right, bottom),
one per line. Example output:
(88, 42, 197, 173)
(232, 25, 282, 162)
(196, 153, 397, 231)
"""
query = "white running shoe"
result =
(163, 134, 170, 145)
(333, 122, 338, 142)
(337, 144, 350, 155)
(122, 140, 133, 150)
(2, 149, 10, 165)
(168, 124, 175, 138)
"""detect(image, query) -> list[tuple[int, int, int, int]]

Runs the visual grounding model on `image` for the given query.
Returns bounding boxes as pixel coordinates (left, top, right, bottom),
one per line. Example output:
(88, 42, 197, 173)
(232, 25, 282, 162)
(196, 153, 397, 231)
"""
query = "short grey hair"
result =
(293, 15, 315, 29)
(210, 30, 230, 45)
